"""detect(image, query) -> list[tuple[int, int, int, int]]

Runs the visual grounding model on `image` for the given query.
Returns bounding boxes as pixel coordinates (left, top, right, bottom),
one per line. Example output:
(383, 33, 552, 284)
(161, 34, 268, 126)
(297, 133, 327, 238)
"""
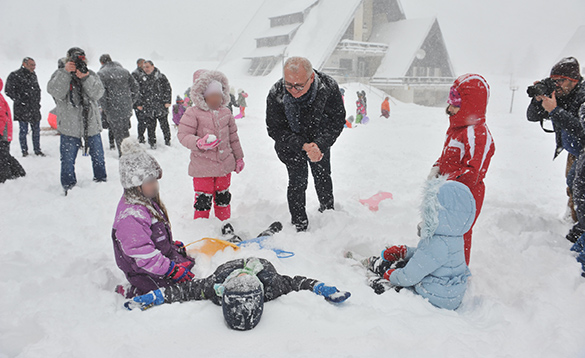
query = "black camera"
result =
(527, 77, 556, 98)
(71, 53, 88, 74)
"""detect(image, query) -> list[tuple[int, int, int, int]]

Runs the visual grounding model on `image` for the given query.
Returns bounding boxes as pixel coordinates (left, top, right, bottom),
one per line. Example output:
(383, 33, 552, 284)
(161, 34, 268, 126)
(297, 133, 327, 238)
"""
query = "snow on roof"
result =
(283, 0, 362, 72)
(255, 23, 301, 40)
(559, 25, 585, 66)
(267, 0, 319, 18)
(218, 0, 362, 80)
(370, 17, 436, 79)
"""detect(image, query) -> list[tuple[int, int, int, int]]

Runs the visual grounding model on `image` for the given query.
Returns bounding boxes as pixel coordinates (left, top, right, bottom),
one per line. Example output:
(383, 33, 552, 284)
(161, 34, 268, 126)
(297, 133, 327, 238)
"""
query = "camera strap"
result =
(539, 119, 555, 133)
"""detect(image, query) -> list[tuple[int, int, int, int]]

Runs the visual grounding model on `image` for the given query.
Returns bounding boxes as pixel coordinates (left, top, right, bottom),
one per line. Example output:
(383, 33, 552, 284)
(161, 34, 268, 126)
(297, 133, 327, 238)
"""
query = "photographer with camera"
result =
(47, 47, 106, 195)
(527, 57, 585, 226)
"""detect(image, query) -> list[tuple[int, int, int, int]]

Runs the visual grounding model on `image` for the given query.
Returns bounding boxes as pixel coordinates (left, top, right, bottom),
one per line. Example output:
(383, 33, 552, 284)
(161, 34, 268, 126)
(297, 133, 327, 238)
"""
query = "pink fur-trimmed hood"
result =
(190, 70, 231, 111)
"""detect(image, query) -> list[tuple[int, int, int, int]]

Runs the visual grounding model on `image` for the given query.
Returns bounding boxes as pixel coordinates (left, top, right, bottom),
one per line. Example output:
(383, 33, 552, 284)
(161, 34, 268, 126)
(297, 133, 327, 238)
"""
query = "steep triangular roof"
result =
(370, 17, 436, 78)
(559, 25, 585, 64)
(218, 0, 362, 79)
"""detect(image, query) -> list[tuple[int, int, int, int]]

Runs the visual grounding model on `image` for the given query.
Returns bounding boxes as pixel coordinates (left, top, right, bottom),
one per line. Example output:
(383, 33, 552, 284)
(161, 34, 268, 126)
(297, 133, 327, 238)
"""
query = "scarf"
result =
(282, 73, 320, 133)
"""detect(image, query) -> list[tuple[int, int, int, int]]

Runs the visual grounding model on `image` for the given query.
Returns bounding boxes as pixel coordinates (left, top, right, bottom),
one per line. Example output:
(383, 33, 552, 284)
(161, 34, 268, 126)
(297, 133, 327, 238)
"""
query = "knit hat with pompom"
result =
(119, 138, 162, 189)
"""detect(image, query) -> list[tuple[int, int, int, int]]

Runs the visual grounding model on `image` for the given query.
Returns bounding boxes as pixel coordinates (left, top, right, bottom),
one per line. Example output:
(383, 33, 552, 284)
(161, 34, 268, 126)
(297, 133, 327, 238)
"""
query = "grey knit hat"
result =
(119, 138, 162, 189)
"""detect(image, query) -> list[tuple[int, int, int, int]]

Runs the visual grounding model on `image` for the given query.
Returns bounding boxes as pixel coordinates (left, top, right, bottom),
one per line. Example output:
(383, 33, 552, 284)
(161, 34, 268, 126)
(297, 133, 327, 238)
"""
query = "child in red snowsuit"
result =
(429, 74, 495, 265)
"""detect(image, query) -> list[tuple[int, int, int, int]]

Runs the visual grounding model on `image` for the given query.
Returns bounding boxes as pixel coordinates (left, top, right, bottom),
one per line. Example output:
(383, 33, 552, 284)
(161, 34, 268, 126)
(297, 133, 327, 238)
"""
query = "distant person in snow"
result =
(527, 57, 585, 236)
(266, 56, 346, 232)
(354, 90, 368, 125)
(428, 74, 495, 265)
(381, 96, 390, 118)
(112, 138, 195, 298)
(5, 57, 44, 157)
(178, 70, 244, 221)
(355, 178, 475, 310)
(227, 86, 238, 114)
(97, 54, 139, 157)
(124, 257, 350, 330)
(135, 60, 172, 148)
(131, 58, 148, 143)
(234, 88, 248, 119)
(47, 47, 107, 194)
(171, 95, 187, 126)
(0, 77, 26, 183)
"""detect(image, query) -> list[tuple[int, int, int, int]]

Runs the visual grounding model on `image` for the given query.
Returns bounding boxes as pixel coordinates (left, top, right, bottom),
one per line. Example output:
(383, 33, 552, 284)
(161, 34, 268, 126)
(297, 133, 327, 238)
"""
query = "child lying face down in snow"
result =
(359, 177, 476, 310)
(125, 257, 351, 330)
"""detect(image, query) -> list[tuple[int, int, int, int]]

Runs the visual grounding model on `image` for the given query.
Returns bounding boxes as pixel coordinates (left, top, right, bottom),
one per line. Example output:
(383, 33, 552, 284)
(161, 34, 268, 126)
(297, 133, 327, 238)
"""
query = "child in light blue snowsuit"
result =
(367, 177, 476, 310)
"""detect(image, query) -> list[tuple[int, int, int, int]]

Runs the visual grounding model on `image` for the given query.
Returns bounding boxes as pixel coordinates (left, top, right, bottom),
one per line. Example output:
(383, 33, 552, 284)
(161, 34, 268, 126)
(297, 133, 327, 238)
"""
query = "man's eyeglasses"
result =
(284, 74, 312, 92)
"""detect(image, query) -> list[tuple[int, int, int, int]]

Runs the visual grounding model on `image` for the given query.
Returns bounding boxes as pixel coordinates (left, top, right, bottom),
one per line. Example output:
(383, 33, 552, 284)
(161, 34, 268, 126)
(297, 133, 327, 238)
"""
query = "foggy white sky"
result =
(1, 0, 584, 78)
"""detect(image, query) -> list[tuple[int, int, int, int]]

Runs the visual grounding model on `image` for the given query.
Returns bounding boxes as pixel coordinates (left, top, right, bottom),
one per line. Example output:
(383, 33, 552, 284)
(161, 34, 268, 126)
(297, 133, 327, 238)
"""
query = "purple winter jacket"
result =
(172, 103, 186, 126)
(111, 196, 194, 297)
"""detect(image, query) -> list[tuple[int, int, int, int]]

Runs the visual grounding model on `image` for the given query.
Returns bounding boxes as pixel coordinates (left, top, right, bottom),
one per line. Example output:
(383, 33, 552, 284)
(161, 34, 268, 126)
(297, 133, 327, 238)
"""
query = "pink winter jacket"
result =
(178, 70, 244, 178)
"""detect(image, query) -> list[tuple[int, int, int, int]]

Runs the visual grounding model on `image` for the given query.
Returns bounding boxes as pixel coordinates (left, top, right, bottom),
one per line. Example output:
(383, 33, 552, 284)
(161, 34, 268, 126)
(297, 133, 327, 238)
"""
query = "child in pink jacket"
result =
(178, 70, 244, 220)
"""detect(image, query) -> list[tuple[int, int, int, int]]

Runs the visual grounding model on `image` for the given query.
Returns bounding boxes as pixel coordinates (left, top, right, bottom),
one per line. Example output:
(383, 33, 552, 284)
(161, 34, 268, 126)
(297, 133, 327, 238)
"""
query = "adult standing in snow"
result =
(0, 77, 26, 183)
(131, 58, 148, 143)
(527, 57, 585, 237)
(97, 54, 139, 157)
(428, 74, 495, 265)
(266, 57, 346, 232)
(5, 57, 44, 157)
(135, 60, 172, 149)
(47, 47, 107, 194)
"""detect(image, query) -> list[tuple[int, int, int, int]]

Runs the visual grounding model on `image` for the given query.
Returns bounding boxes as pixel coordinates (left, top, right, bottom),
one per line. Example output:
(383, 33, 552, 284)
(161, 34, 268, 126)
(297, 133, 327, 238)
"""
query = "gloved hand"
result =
(427, 166, 440, 180)
(313, 282, 351, 303)
(235, 158, 245, 174)
(165, 261, 194, 283)
(383, 269, 396, 281)
(368, 277, 394, 295)
(381, 245, 408, 262)
(197, 134, 220, 150)
(174, 241, 186, 256)
(124, 289, 165, 311)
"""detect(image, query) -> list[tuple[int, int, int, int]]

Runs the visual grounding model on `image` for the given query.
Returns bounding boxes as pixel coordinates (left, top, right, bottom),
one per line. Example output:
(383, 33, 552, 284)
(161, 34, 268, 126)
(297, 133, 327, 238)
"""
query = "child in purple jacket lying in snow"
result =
(112, 138, 195, 298)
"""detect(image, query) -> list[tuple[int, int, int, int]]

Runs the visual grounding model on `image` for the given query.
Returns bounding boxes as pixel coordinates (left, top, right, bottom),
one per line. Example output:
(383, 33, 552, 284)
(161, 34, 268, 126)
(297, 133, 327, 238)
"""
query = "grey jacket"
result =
(47, 68, 105, 138)
(98, 62, 139, 122)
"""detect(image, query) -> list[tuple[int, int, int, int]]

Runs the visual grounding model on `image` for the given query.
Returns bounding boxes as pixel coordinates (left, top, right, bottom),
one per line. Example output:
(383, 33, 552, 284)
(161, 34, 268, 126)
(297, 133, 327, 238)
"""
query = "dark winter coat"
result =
(97, 61, 139, 125)
(5, 67, 41, 123)
(111, 196, 194, 297)
(527, 79, 585, 158)
(131, 67, 144, 110)
(162, 258, 316, 305)
(266, 70, 346, 165)
(135, 68, 172, 117)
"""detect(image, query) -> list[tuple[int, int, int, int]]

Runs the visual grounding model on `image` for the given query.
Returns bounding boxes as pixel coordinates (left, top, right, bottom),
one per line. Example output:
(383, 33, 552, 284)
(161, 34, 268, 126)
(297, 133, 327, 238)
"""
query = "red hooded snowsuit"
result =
(435, 74, 495, 265)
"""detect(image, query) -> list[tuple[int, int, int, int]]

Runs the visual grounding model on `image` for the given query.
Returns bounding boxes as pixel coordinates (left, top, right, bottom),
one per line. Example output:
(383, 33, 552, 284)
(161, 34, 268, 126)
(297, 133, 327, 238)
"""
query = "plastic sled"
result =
(187, 237, 240, 257)
(359, 191, 393, 211)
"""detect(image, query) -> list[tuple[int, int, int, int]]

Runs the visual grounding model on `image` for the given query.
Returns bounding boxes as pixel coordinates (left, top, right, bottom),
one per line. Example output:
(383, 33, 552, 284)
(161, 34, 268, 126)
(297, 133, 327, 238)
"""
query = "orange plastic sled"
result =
(186, 237, 240, 257)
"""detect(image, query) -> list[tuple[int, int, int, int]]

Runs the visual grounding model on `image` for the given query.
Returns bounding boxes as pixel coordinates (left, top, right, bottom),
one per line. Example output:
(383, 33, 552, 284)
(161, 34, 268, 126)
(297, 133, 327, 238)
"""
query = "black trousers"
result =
(145, 113, 171, 145)
(164, 258, 317, 305)
(0, 141, 26, 183)
(135, 109, 147, 142)
(284, 150, 334, 228)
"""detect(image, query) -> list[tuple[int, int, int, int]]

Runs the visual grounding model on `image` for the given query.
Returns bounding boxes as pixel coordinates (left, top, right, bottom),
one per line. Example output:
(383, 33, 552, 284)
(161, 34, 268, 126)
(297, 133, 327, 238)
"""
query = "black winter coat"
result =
(5, 67, 41, 123)
(136, 68, 172, 117)
(527, 79, 585, 158)
(266, 70, 345, 164)
(97, 62, 139, 122)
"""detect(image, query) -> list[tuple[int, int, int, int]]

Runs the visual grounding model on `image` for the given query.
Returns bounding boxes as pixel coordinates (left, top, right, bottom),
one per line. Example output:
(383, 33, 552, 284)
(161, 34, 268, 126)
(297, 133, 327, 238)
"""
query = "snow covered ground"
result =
(2, 63, 585, 357)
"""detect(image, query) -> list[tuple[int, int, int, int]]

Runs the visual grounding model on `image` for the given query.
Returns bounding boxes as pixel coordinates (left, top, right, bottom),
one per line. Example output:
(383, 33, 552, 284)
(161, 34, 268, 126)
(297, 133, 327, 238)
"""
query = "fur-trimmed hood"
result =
(419, 176, 476, 240)
(190, 70, 230, 111)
